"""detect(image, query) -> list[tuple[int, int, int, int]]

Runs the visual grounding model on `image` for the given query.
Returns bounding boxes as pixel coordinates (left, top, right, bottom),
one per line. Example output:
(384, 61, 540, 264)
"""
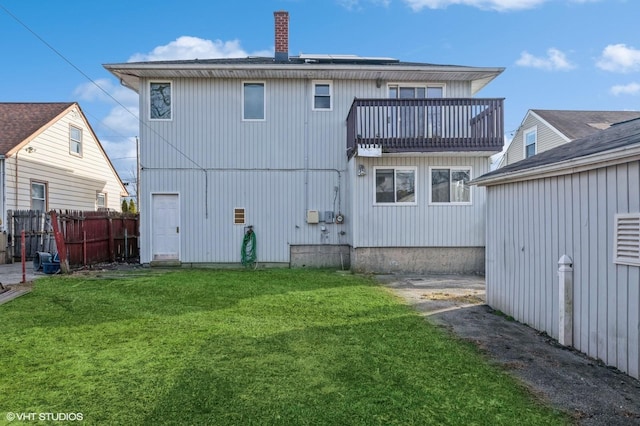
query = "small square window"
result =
(313, 81, 332, 110)
(150, 82, 172, 120)
(70, 126, 82, 155)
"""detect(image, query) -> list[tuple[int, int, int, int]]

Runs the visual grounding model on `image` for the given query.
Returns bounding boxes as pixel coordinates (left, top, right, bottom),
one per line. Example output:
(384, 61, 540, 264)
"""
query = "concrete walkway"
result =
(0, 262, 42, 305)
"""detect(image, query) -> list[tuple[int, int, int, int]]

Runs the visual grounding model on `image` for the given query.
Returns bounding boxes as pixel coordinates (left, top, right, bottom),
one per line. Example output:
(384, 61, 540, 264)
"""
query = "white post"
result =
(558, 255, 573, 346)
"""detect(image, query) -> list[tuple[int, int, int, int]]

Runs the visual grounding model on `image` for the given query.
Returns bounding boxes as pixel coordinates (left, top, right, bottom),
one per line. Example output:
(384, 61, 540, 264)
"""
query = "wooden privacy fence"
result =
(6, 210, 139, 269)
(7, 210, 56, 262)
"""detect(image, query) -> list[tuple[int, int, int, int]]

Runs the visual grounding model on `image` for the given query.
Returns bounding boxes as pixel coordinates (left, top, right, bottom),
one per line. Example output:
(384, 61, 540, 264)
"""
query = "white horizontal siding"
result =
(485, 161, 640, 378)
(4, 108, 125, 212)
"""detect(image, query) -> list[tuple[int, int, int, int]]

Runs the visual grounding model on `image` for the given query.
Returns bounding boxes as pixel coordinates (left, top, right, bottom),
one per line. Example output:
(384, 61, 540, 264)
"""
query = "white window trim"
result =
(96, 192, 107, 210)
(523, 125, 537, 159)
(312, 80, 333, 111)
(31, 180, 47, 212)
(242, 81, 266, 121)
(614, 213, 640, 266)
(387, 83, 446, 97)
(373, 166, 418, 206)
(428, 166, 473, 206)
(69, 125, 82, 156)
(149, 81, 173, 121)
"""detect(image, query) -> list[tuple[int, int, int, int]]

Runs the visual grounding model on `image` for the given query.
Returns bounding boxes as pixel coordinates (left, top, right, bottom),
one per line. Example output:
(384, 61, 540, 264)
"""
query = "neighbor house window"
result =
(374, 167, 416, 204)
(96, 193, 106, 210)
(31, 181, 47, 212)
(150, 81, 172, 120)
(524, 126, 537, 158)
(430, 167, 471, 204)
(312, 81, 332, 110)
(243, 82, 265, 120)
(70, 125, 82, 156)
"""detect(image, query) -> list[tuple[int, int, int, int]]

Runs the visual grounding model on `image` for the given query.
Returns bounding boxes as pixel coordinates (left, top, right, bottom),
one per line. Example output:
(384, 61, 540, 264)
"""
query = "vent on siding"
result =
(614, 213, 640, 266)
(234, 208, 246, 225)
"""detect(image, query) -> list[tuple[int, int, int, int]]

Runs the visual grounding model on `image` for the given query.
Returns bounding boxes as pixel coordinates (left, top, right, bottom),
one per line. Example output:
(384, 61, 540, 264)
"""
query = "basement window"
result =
(234, 208, 246, 225)
(614, 213, 640, 266)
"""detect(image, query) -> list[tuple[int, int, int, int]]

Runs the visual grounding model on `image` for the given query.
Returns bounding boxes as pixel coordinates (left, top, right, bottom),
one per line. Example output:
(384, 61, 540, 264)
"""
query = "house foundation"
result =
(351, 247, 485, 275)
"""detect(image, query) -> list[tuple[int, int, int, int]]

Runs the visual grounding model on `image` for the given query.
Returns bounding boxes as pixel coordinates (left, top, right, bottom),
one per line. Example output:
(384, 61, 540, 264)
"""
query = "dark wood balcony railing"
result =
(346, 98, 504, 158)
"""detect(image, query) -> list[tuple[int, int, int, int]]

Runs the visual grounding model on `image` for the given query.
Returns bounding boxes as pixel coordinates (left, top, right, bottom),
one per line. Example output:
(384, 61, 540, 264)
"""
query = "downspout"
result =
(304, 78, 310, 217)
(14, 151, 19, 210)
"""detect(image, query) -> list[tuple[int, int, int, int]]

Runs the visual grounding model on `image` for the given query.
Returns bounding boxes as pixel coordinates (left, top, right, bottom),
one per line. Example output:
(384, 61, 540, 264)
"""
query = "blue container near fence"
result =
(33, 252, 52, 270)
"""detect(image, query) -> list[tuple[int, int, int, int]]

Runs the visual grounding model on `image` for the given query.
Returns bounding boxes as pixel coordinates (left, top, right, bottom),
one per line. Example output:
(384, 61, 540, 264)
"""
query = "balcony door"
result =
(388, 85, 443, 138)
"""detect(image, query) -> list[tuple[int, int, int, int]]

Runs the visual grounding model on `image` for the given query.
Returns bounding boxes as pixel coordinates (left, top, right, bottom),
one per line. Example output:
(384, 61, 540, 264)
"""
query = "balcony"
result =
(346, 98, 504, 158)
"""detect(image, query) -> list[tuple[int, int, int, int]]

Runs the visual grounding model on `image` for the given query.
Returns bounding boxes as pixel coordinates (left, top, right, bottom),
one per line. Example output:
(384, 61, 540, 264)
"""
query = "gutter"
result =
(472, 143, 640, 187)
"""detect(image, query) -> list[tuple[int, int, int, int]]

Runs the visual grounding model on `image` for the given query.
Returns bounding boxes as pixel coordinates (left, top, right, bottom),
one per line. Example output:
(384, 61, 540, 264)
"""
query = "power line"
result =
(0, 3, 204, 173)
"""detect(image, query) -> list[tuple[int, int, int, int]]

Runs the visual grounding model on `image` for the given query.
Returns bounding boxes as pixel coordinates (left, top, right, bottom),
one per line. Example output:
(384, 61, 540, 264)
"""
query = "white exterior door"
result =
(152, 194, 180, 261)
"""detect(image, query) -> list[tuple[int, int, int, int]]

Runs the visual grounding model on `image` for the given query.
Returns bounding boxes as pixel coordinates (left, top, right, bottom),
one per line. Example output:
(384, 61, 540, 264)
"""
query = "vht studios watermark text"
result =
(5, 412, 84, 422)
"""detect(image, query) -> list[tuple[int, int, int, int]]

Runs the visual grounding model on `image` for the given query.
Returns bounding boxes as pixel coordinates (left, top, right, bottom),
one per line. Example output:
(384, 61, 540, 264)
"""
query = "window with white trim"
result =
(243, 82, 265, 120)
(70, 125, 82, 156)
(430, 167, 471, 204)
(614, 213, 640, 266)
(150, 81, 172, 120)
(312, 81, 332, 110)
(524, 126, 537, 159)
(374, 167, 416, 204)
(96, 193, 106, 210)
(31, 181, 47, 212)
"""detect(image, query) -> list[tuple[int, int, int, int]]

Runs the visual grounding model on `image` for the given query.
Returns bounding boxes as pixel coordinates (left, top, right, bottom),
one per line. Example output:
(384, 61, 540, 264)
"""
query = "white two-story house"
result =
(104, 11, 504, 273)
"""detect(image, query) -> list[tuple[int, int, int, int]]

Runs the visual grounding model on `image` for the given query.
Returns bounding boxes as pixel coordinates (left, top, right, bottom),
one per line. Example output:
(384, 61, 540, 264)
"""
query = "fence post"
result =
(49, 211, 69, 274)
(21, 230, 26, 283)
(558, 255, 573, 346)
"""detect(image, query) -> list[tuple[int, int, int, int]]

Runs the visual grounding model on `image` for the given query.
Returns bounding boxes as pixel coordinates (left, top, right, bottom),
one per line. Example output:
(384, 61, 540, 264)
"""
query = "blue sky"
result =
(1, 0, 639, 187)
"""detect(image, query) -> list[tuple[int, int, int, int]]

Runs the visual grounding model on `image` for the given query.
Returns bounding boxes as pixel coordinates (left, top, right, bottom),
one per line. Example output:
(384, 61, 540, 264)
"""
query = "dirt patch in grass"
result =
(421, 291, 484, 305)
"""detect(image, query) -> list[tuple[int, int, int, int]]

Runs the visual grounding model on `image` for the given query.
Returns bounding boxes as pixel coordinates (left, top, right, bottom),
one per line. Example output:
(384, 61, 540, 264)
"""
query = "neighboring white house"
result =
(474, 117, 640, 379)
(0, 102, 128, 229)
(500, 109, 640, 167)
(104, 11, 505, 273)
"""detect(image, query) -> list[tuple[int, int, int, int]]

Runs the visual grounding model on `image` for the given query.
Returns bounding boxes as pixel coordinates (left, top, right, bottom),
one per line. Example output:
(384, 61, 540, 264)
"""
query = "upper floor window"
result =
(374, 167, 416, 205)
(31, 181, 47, 212)
(312, 81, 332, 110)
(524, 126, 537, 158)
(150, 82, 172, 120)
(243, 82, 265, 120)
(69, 125, 82, 156)
(430, 167, 471, 205)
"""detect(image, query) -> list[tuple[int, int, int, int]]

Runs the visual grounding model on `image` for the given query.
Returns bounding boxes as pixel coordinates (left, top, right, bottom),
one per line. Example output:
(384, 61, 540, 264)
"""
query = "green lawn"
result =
(0, 269, 568, 425)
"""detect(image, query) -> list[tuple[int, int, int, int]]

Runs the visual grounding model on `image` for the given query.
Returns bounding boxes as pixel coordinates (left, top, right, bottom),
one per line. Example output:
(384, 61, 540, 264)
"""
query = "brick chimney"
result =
(274, 11, 289, 62)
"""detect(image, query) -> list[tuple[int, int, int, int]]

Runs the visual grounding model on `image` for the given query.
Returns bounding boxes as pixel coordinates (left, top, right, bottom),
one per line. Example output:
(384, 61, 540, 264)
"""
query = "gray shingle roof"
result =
(0, 102, 74, 155)
(533, 109, 640, 140)
(478, 117, 640, 182)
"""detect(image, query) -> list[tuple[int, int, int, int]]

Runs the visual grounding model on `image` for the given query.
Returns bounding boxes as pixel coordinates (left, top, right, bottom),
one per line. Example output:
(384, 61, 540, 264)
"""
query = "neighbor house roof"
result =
(531, 109, 640, 141)
(104, 56, 504, 96)
(475, 118, 640, 186)
(0, 102, 74, 155)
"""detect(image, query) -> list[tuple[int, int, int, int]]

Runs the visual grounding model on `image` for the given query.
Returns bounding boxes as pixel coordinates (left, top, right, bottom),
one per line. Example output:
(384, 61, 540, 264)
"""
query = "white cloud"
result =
(74, 78, 138, 106)
(610, 82, 640, 96)
(402, 0, 547, 12)
(338, 0, 391, 10)
(516, 48, 575, 71)
(597, 44, 640, 73)
(128, 36, 272, 62)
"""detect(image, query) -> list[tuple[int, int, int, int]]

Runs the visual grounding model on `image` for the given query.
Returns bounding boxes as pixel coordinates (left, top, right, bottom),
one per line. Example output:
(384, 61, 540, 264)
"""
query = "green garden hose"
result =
(241, 227, 257, 266)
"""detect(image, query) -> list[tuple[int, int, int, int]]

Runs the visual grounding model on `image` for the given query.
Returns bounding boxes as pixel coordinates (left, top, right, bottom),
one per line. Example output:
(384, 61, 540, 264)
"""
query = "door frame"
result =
(150, 192, 181, 262)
